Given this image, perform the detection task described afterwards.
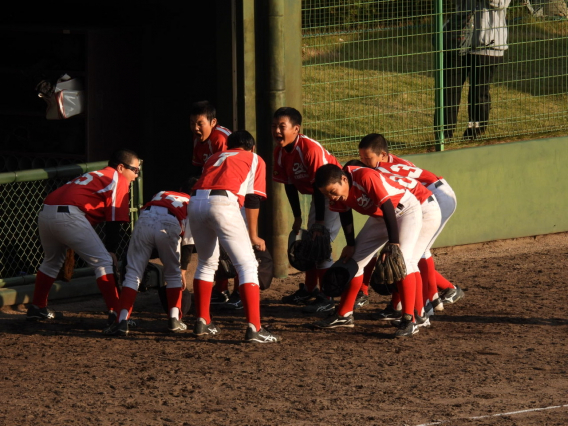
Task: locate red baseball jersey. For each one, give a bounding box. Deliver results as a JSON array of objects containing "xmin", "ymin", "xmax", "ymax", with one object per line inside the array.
[
  {"xmin": 44, "ymin": 167, "xmax": 131, "ymax": 225},
  {"xmin": 143, "ymin": 191, "xmax": 190, "ymax": 228},
  {"xmin": 329, "ymin": 166, "xmax": 406, "ymax": 218},
  {"xmin": 378, "ymin": 170, "xmax": 433, "ymax": 204},
  {"xmin": 389, "ymin": 154, "xmax": 416, "ymax": 167},
  {"xmin": 273, "ymin": 134, "xmax": 341, "ymax": 195},
  {"xmin": 377, "ymin": 162, "xmax": 441, "ymax": 187},
  {"xmin": 194, "ymin": 149, "xmax": 267, "ymax": 207},
  {"xmin": 192, "ymin": 125, "xmax": 232, "ymax": 167}
]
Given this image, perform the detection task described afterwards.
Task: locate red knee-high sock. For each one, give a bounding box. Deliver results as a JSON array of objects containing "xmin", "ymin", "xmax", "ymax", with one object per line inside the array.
[
  {"xmin": 118, "ymin": 287, "xmax": 138, "ymax": 320},
  {"xmin": 418, "ymin": 258, "xmax": 430, "ymax": 304},
  {"xmin": 435, "ymin": 270, "xmax": 455, "ymax": 291},
  {"xmin": 305, "ymin": 269, "xmax": 318, "ymax": 292},
  {"xmin": 193, "ymin": 279, "xmax": 214, "ymax": 323},
  {"xmin": 413, "ymin": 272, "xmax": 424, "ymax": 315},
  {"xmin": 96, "ymin": 274, "xmax": 120, "ymax": 312},
  {"xmin": 166, "ymin": 286, "xmax": 183, "ymax": 318},
  {"xmin": 397, "ymin": 273, "xmax": 416, "ymax": 320},
  {"xmin": 32, "ymin": 270, "xmax": 57, "ymax": 308},
  {"xmin": 239, "ymin": 282, "xmax": 261, "ymax": 331},
  {"xmin": 337, "ymin": 275, "xmax": 363, "ymax": 316},
  {"xmin": 420, "ymin": 257, "xmax": 441, "ymax": 302},
  {"xmin": 214, "ymin": 279, "xmax": 229, "ymax": 292}
]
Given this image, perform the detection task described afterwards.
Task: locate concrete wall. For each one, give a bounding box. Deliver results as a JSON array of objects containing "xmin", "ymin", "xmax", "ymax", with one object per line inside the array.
[{"xmin": 295, "ymin": 136, "xmax": 568, "ymax": 255}]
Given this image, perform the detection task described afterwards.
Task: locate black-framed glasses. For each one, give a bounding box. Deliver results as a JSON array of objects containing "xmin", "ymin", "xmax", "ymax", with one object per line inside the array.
[{"xmin": 122, "ymin": 163, "xmax": 140, "ymax": 174}]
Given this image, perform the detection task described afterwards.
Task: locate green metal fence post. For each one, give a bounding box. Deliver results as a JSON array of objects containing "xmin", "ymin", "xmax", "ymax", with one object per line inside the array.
[{"xmin": 435, "ymin": 0, "xmax": 445, "ymax": 151}]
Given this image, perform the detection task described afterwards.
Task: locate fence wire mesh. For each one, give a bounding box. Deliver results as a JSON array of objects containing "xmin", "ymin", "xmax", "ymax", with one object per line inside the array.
[
  {"xmin": 301, "ymin": 0, "xmax": 568, "ymax": 158},
  {"xmin": 0, "ymin": 171, "xmax": 134, "ymax": 280}
]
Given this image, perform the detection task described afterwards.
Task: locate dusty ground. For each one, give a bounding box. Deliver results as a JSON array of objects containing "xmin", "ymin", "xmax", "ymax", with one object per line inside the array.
[{"xmin": 1, "ymin": 232, "xmax": 567, "ymax": 426}]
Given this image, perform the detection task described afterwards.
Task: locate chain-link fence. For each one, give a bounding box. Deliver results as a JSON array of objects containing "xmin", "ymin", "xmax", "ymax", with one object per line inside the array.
[
  {"xmin": 301, "ymin": 0, "xmax": 568, "ymax": 158},
  {"xmin": 0, "ymin": 162, "xmax": 142, "ymax": 280}
]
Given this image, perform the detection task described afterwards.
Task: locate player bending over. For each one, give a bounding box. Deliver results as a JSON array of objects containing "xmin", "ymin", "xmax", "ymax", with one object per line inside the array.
[
  {"xmin": 104, "ymin": 179, "xmax": 196, "ymax": 336},
  {"xmin": 313, "ymin": 163, "xmax": 424, "ymax": 337},
  {"xmin": 358, "ymin": 134, "xmax": 464, "ymax": 320},
  {"xmin": 26, "ymin": 149, "xmax": 140, "ymax": 326}
]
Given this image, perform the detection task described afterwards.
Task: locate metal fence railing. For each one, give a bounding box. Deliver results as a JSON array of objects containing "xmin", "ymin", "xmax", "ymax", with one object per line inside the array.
[
  {"xmin": 301, "ymin": 0, "xmax": 568, "ymax": 158},
  {"xmin": 0, "ymin": 162, "xmax": 143, "ymax": 280}
]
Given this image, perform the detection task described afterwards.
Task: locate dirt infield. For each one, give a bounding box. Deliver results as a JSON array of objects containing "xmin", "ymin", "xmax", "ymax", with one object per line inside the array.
[{"xmin": 1, "ymin": 233, "xmax": 567, "ymax": 426}]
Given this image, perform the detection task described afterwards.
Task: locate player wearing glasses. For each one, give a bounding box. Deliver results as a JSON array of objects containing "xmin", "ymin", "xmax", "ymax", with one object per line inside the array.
[{"xmin": 26, "ymin": 149, "xmax": 140, "ymax": 327}]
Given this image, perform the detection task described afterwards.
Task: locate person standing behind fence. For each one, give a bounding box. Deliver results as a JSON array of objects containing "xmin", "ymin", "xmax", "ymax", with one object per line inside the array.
[
  {"xmin": 26, "ymin": 149, "xmax": 140, "ymax": 325},
  {"xmin": 437, "ymin": 0, "xmax": 511, "ymax": 140}
]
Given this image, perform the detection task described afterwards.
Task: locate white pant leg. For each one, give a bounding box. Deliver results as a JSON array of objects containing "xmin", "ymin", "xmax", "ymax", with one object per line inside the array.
[
  {"xmin": 351, "ymin": 192, "xmax": 423, "ymax": 276},
  {"xmin": 410, "ymin": 196, "xmax": 442, "ymax": 268},
  {"xmin": 122, "ymin": 214, "xmax": 156, "ymax": 291},
  {"xmin": 307, "ymin": 197, "xmax": 341, "ymax": 269},
  {"xmin": 154, "ymin": 214, "xmax": 183, "ymax": 289},
  {"xmin": 38, "ymin": 205, "xmax": 113, "ymax": 278},
  {"xmin": 423, "ymin": 179, "xmax": 457, "ymax": 258},
  {"xmin": 123, "ymin": 209, "xmax": 183, "ymax": 291},
  {"xmin": 189, "ymin": 192, "xmax": 259, "ymax": 285}
]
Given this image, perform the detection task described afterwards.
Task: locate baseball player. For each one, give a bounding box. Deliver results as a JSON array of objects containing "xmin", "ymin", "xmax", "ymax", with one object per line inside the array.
[
  {"xmin": 188, "ymin": 130, "xmax": 280, "ymax": 343},
  {"xmin": 190, "ymin": 100, "xmax": 232, "ymax": 176},
  {"xmin": 26, "ymin": 149, "xmax": 140, "ymax": 325},
  {"xmin": 189, "ymin": 100, "xmax": 234, "ymax": 304},
  {"xmin": 358, "ymin": 134, "xmax": 464, "ymax": 317},
  {"xmin": 104, "ymin": 185, "xmax": 193, "ymax": 336},
  {"xmin": 272, "ymin": 107, "xmax": 342, "ymax": 314},
  {"xmin": 313, "ymin": 163, "xmax": 424, "ymax": 338}
]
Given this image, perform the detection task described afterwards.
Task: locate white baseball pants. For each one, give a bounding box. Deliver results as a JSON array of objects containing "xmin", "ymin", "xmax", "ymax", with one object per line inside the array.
[
  {"xmin": 38, "ymin": 205, "xmax": 113, "ymax": 279},
  {"xmin": 188, "ymin": 190, "xmax": 259, "ymax": 285},
  {"xmin": 122, "ymin": 206, "xmax": 183, "ymax": 291}
]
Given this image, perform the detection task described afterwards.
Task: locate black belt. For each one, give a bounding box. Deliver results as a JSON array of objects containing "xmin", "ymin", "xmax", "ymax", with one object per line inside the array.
[
  {"xmin": 57, "ymin": 206, "xmax": 70, "ymax": 213},
  {"xmin": 427, "ymin": 195, "xmax": 434, "ymax": 203},
  {"xmin": 434, "ymin": 180, "xmax": 443, "ymax": 188},
  {"xmin": 146, "ymin": 205, "xmax": 175, "ymax": 216},
  {"xmin": 396, "ymin": 203, "xmax": 404, "ymax": 210},
  {"xmin": 191, "ymin": 189, "xmax": 228, "ymax": 197}
]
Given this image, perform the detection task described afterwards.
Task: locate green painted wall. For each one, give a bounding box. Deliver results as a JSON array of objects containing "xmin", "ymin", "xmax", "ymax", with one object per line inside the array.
[{"xmin": 292, "ymin": 136, "xmax": 568, "ymax": 256}]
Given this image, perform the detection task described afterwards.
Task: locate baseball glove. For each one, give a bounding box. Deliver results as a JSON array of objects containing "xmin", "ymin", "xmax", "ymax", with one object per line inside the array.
[
  {"xmin": 322, "ymin": 258, "xmax": 359, "ymax": 297},
  {"xmin": 255, "ymin": 247, "xmax": 274, "ymax": 290},
  {"xmin": 289, "ymin": 224, "xmax": 332, "ymax": 271},
  {"xmin": 214, "ymin": 245, "xmax": 237, "ymax": 281},
  {"xmin": 370, "ymin": 243, "xmax": 407, "ymax": 295}
]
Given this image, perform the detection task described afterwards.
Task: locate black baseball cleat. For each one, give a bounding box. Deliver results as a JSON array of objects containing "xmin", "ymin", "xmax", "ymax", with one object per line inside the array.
[
  {"xmin": 354, "ymin": 291, "xmax": 370, "ymax": 310},
  {"xmin": 26, "ymin": 305, "xmax": 62, "ymax": 321},
  {"xmin": 168, "ymin": 317, "xmax": 188, "ymax": 333},
  {"xmin": 103, "ymin": 320, "xmax": 129, "ymax": 336},
  {"xmin": 221, "ymin": 290, "xmax": 243, "ymax": 310},
  {"xmin": 106, "ymin": 311, "xmax": 137, "ymax": 328},
  {"xmin": 302, "ymin": 292, "xmax": 335, "ymax": 313},
  {"xmin": 394, "ymin": 314, "xmax": 418, "ymax": 338},
  {"xmin": 244, "ymin": 326, "xmax": 281, "ymax": 343},
  {"xmin": 193, "ymin": 318, "xmax": 220, "ymax": 336},
  {"xmin": 372, "ymin": 303, "xmax": 402, "ymax": 321},
  {"xmin": 440, "ymin": 285, "xmax": 465, "ymax": 305},
  {"xmin": 312, "ymin": 313, "xmax": 355, "ymax": 329},
  {"xmin": 281, "ymin": 283, "xmax": 314, "ymax": 305},
  {"xmin": 210, "ymin": 289, "xmax": 230, "ymax": 304},
  {"xmin": 414, "ymin": 310, "xmax": 431, "ymax": 328}
]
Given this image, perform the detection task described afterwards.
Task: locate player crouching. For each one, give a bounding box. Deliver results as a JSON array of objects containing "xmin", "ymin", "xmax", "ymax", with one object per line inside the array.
[
  {"xmin": 103, "ymin": 181, "xmax": 195, "ymax": 336},
  {"xmin": 313, "ymin": 163, "xmax": 424, "ymax": 337},
  {"xmin": 188, "ymin": 130, "xmax": 280, "ymax": 343}
]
